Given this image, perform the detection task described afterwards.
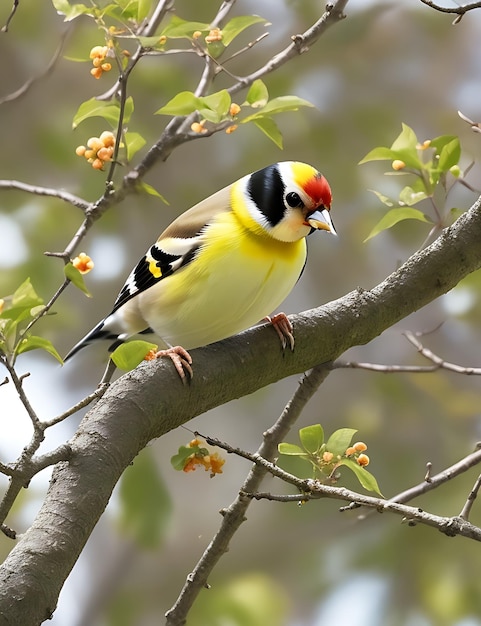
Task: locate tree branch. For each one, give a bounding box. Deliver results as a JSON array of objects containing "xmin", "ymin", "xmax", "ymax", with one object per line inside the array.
[{"xmin": 0, "ymin": 190, "xmax": 481, "ymax": 623}]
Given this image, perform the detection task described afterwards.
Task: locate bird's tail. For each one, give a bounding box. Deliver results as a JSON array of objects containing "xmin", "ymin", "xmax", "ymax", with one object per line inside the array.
[{"xmin": 64, "ymin": 316, "xmax": 126, "ymax": 362}]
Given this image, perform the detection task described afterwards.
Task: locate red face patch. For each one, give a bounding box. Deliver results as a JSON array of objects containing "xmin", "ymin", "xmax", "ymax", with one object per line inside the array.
[{"xmin": 303, "ymin": 174, "xmax": 332, "ymax": 209}]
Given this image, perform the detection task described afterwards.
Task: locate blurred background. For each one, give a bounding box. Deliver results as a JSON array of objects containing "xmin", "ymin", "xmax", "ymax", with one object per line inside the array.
[{"xmin": 1, "ymin": 0, "xmax": 481, "ymax": 624}]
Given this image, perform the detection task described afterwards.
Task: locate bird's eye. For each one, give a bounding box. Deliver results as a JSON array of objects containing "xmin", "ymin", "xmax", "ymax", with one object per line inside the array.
[{"xmin": 285, "ymin": 191, "xmax": 304, "ymax": 209}]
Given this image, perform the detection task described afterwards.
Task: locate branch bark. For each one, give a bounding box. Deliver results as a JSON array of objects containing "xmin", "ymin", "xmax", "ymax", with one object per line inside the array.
[{"xmin": 0, "ymin": 195, "xmax": 481, "ymax": 624}]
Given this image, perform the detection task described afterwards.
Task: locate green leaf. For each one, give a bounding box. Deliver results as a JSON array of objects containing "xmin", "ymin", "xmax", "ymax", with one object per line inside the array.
[
  {"xmin": 136, "ymin": 0, "xmax": 151, "ymax": 22},
  {"xmin": 16, "ymin": 335, "xmax": 63, "ymax": 363},
  {"xmin": 243, "ymin": 95, "xmax": 314, "ymax": 121},
  {"xmin": 199, "ymin": 90, "xmax": 231, "ymax": 121},
  {"xmin": 72, "ymin": 97, "xmax": 134, "ymax": 129},
  {"xmin": 137, "ymin": 181, "xmax": 169, "ymax": 204},
  {"xmin": 110, "ymin": 340, "xmax": 158, "ymax": 371},
  {"xmin": 278, "ymin": 442, "xmax": 307, "ymax": 456},
  {"xmin": 119, "ymin": 448, "xmax": 172, "ymax": 549},
  {"xmin": 155, "ymin": 91, "xmax": 203, "ymax": 116},
  {"xmin": 64, "ymin": 262, "xmax": 92, "ymax": 297},
  {"xmin": 222, "ymin": 15, "xmax": 267, "ymax": 46},
  {"xmin": 51, "ymin": 0, "xmax": 92, "ymax": 20},
  {"xmin": 398, "ymin": 186, "xmax": 428, "ymax": 206},
  {"xmin": 136, "ymin": 35, "xmax": 168, "ymax": 48},
  {"xmin": 245, "ymin": 79, "xmax": 269, "ymax": 108},
  {"xmin": 171, "ymin": 444, "xmax": 201, "ymax": 470},
  {"xmin": 251, "ymin": 118, "xmax": 283, "ymax": 149},
  {"xmin": 0, "ymin": 278, "xmax": 44, "ymax": 322},
  {"xmin": 437, "ymin": 137, "xmax": 461, "ymax": 171},
  {"xmin": 364, "ymin": 207, "xmax": 432, "ymax": 242},
  {"xmin": 391, "ymin": 123, "xmax": 418, "ymax": 152},
  {"xmin": 359, "ymin": 147, "xmax": 401, "ymax": 164},
  {"xmin": 13, "ymin": 278, "xmax": 43, "ymax": 308},
  {"xmin": 360, "ymin": 124, "xmax": 423, "ymax": 169},
  {"xmin": 115, "ymin": 0, "xmax": 152, "ymax": 22},
  {"xmin": 124, "ymin": 131, "xmax": 146, "ymax": 161},
  {"xmin": 299, "ymin": 424, "xmax": 324, "ymax": 454},
  {"xmin": 369, "ymin": 189, "xmax": 395, "ymax": 207},
  {"xmin": 161, "ymin": 15, "xmax": 210, "ymax": 38},
  {"xmin": 339, "ymin": 458, "xmax": 383, "ymax": 495},
  {"xmin": 325, "ymin": 428, "xmax": 357, "ymax": 457}
]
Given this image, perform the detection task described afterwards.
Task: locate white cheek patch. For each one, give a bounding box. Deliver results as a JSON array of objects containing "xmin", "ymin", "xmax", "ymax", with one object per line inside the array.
[{"xmin": 238, "ymin": 176, "xmax": 272, "ymax": 230}]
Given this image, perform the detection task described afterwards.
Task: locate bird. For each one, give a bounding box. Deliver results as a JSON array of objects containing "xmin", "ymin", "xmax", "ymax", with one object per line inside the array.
[{"xmin": 65, "ymin": 161, "xmax": 336, "ymax": 379}]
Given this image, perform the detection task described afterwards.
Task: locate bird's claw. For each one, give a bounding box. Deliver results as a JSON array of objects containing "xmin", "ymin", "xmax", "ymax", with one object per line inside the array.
[
  {"xmin": 265, "ymin": 312, "xmax": 295, "ymax": 351},
  {"xmin": 155, "ymin": 346, "xmax": 193, "ymax": 382}
]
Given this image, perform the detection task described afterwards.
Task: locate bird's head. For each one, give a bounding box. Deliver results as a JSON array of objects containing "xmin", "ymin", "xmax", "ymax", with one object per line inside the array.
[{"xmin": 240, "ymin": 161, "xmax": 336, "ymax": 243}]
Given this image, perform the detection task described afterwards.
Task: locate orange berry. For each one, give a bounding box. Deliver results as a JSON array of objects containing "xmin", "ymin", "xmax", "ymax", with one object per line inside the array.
[
  {"xmin": 89, "ymin": 45, "xmax": 105, "ymax": 59},
  {"xmin": 190, "ymin": 121, "xmax": 206, "ymax": 133},
  {"xmin": 99, "ymin": 131, "xmax": 116, "ymax": 147},
  {"xmin": 75, "ymin": 145, "xmax": 86, "ymax": 157},
  {"xmin": 143, "ymin": 349, "xmax": 158, "ymax": 361},
  {"xmin": 416, "ymin": 140, "xmax": 431, "ymax": 150},
  {"xmin": 101, "ymin": 62, "xmax": 112, "ymax": 72},
  {"xmin": 322, "ymin": 451, "xmax": 334, "ymax": 463},
  {"xmin": 225, "ymin": 124, "xmax": 238, "ymax": 134},
  {"xmin": 345, "ymin": 446, "xmax": 355, "ymax": 457},
  {"xmin": 91, "ymin": 158, "xmax": 104, "ymax": 170},
  {"xmin": 84, "ymin": 149, "xmax": 95, "ymax": 160},
  {"xmin": 209, "ymin": 453, "xmax": 225, "ymax": 475},
  {"xmin": 357, "ymin": 454, "xmax": 370, "ymax": 467},
  {"xmin": 353, "ymin": 442, "xmax": 367, "ymax": 452},
  {"xmin": 392, "ymin": 159, "xmax": 406, "ymax": 171},
  {"xmin": 229, "ymin": 103, "xmax": 241, "ymax": 117},
  {"xmin": 90, "ymin": 67, "xmax": 103, "ymax": 79},
  {"xmin": 97, "ymin": 147, "xmax": 112, "ymax": 161},
  {"xmin": 87, "ymin": 137, "xmax": 104, "ymax": 151},
  {"xmin": 205, "ymin": 28, "xmax": 223, "ymax": 43}
]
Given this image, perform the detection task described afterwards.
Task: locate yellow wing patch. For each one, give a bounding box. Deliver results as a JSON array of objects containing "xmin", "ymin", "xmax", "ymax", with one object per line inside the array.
[{"xmin": 146, "ymin": 252, "xmax": 162, "ymax": 278}]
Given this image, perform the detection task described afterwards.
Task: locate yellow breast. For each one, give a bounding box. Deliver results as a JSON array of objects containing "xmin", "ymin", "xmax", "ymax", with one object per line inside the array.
[{"xmin": 137, "ymin": 208, "xmax": 307, "ymax": 349}]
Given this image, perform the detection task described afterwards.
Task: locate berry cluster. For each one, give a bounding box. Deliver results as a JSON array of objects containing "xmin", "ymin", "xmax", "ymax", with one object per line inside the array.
[
  {"xmin": 75, "ymin": 131, "xmax": 116, "ymax": 170},
  {"xmin": 89, "ymin": 45, "xmax": 112, "ymax": 79},
  {"xmin": 182, "ymin": 438, "xmax": 225, "ymax": 476},
  {"xmin": 190, "ymin": 102, "xmax": 241, "ymax": 135},
  {"xmin": 345, "ymin": 441, "xmax": 370, "ymax": 467}
]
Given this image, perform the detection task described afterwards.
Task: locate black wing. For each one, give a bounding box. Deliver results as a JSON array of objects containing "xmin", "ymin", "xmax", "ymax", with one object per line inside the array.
[{"xmin": 112, "ymin": 240, "xmax": 200, "ymax": 313}]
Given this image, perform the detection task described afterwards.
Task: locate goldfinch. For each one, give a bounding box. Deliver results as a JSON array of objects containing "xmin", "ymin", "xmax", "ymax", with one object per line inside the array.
[{"xmin": 65, "ymin": 161, "xmax": 336, "ymax": 377}]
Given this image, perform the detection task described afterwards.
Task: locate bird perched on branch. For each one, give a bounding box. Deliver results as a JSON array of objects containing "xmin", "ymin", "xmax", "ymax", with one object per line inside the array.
[{"xmin": 65, "ymin": 161, "xmax": 336, "ymax": 379}]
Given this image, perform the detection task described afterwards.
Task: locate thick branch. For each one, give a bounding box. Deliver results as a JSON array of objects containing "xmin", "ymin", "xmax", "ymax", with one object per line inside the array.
[{"xmin": 1, "ymin": 196, "xmax": 481, "ymax": 623}]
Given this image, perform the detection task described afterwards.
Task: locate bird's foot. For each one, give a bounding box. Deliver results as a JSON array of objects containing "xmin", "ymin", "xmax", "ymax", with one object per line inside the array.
[
  {"xmin": 155, "ymin": 346, "xmax": 193, "ymax": 382},
  {"xmin": 265, "ymin": 312, "xmax": 295, "ymax": 351}
]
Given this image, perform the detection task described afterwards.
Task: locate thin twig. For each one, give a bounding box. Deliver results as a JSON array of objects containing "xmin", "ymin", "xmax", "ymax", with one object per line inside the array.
[
  {"xmin": 419, "ymin": 0, "xmax": 481, "ymax": 15},
  {"xmin": 333, "ymin": 330, "xmax": 481, "ymax": 376},
  {"xmin": 249, "ymin": 482, "xmax": 481, "ymax": 541},
  {"xmin": 97, "ymin": 0, "xmax": 175, "ymax": 101},
  {"xmin": 42, "ymin": 386, "xmax": 110, "ymax": 429},
  {"xmin": 459, "ymin": 473, "xmax": 481, "ymax": 520},
  {"xmin": 1, "ymin": 0, "xmax": 19, "ymax": 33},
  {"xmin": 0, "ymin": 29, "xmax": 70, "ymax": 103},
  {"xmin": 205, "ymin": 442, "xmax": 481, "ymax": 541},
  {"xmin": 0, "ymin": 180, "xmax": 90, "ymax": 212}
]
